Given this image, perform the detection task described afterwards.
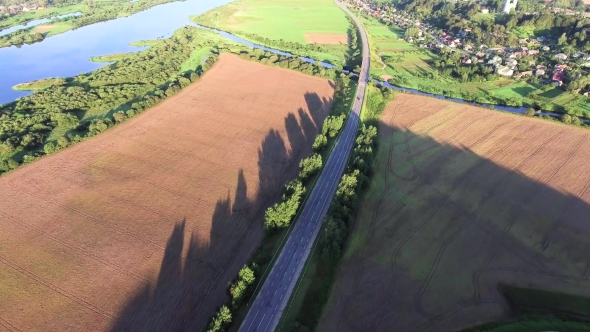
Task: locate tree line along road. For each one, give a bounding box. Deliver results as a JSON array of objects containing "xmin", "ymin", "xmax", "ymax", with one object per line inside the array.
[{"xmin": 237, "ymin": 1, "xmax": 371, "ymax": 331}]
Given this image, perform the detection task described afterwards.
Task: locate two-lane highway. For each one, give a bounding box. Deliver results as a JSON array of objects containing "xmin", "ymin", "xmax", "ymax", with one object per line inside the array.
[{"xmin": 238, "ymin": 2, "xmax": 370, "ymax": 331}]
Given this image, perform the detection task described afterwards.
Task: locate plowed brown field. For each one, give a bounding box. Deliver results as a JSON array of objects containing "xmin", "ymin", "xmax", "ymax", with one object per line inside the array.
[
  {"xmin": 304, "ymin": 34, "xmax": 348, "ymax": 44},
  {"xmin": 0, "ymin": 54, "xmax": 334, "ymax": 332},
  {"xmin": 319, "ymin": 94, "xmax": 590, "ymax": 331}
]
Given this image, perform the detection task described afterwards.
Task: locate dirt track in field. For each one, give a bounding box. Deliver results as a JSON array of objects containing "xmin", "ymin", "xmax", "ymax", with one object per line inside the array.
[
  {"xmin": 0, "ymin": 54, "xmax": 334, "ymax": 332},
  {"xmin": 319, "ymin": 94, "xmax": 590, "ymax": 331},
  {"xmin": 304, "ymin": 33, "xmax": 348, "ymax": 44}
]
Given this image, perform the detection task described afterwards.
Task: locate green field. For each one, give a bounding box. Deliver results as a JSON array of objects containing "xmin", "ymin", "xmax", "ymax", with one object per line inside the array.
[
  {"xmin": 193, "ymin": 0, "xmax": 350, "ymax": 43},
  {"xmin": 192, "ymin": 0, "xmax": 353, "ymax": 64},
  {"xmin": 359, "ymin": 13, "xmax": 588, "ymax": 114},
  {"xmin": 0, "ymin": 3, "xmax": 86, "ymax": 31}
]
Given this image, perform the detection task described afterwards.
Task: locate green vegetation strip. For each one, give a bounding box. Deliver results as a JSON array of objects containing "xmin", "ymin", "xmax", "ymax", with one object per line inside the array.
[
  {"xmin": 280, "ymin": 85, "xmax": 395, "ymax": 331},
  {"xmin": 205, "ymin": 77, "xmax": 357, "ymax": 332},
  {"xmin": 191, "ymin": 0, "xmax": 360, "ymax": 67}
]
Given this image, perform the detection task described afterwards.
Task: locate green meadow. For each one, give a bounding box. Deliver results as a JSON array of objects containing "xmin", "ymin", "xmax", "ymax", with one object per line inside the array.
[{"xmin": 193, "ymin": 0, "xmax": 350, "ymax": 43}]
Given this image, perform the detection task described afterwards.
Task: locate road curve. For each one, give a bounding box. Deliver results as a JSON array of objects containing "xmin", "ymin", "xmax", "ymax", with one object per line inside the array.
[{"xmin": 238, "ymin": 2, "xmax": 370, "ymax": 331}]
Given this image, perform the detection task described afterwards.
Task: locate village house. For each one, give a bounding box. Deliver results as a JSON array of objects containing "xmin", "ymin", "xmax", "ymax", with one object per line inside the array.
[
  {"xmin": 528, "ymin": 50, "xmax": 540, "ymax": 56},
  {"xmin": 496, "ymin": 65, "xmax": 514, "ymax": 76},
  {"xmin": 555, "ymin": 53, "xmax": 568, "ymax": 61},
  {"xmin": 517, "ymin": 71, "xmax": 533, "ymax": 78},
  {"xmin": 475, "ymin": 51, "xmax": 485, "ymax": 58},
  {"xmin": 462, "ymin": 57, "xmax": 472, "ymax": 64},
  {"xmin": 542, "ymin": 46, "xmax": 550, "ymax": 51},
  {"xmin": 488, "ymin": 56, "xmax": 502, "ymax": 65},
  {"xmin": 506, "ymin": 59, "xmax": 518, "ymax": 68},
  {"xmin": 554, "ymin": 64, "xmax": 568, "ymax": 71},
  {"xmin": 528, "ymin": 39, "xmax": 540, "ymax": 46},
  {"xmin": 535, "ymin": 68, "xmax": 546, "ymax": 76},
  {"xmin": 481, "ymin": 8, "xmax": 490, "ymax": 13},
  {"xmin": 552, "ymin": 70, "xmax": 565, "ymax": 86}
]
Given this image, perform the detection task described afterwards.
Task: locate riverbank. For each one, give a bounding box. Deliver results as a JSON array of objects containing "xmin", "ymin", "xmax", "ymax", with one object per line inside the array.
[
  {"xmin": 356, "ymin": 10, "xmax": 590, "ymax": 121},
  {"xmin": 0, "ymin": 3, "xmax": 85, "ymax": 31},
  {"xmin": 0, "ymin": 0, "xmax": 232, "ymax": 104},
  {"xmin": 190, "ymin": 0, "xmax": 353, "ymax": 66},
  {"xmin": 0, "ymin": 0, "xmax": 183, "ymax": 49}
]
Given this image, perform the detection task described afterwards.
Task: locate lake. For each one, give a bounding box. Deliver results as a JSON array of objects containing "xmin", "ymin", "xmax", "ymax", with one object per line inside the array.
[{"xmin": 0, "ymin": 0, "xmax": 232, "ymax": 104}]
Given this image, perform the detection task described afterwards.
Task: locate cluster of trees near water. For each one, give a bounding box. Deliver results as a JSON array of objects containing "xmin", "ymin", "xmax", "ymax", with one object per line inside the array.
[
  {"xmin": 433, "ymin": 47, "xmax": 499, "ymax": 82},
  {"xmin": 0, "ymin": 26, "xmax": 220, "ymax": 174},
  {"xmin": 193, "ymin": 16, "xmax": 362, "ymax": 70},
  {"xmin": 0, "ymin": 0, "xmax": 180, "ymax": 48}
]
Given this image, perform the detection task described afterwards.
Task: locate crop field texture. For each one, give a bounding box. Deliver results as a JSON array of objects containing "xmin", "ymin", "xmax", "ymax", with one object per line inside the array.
[
  {"xmin": 0, "ymin": 54, "xmax": 334, "ymax": 332},
  {"xmin": 319, "ymin": 94, "xmax": 590, "ymax": 332}
]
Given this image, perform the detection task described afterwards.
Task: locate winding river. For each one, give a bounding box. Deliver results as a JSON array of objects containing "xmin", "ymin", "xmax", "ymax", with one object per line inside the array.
[
  {"xmin": 0, "ymin": 1, "xmax": 566, "ymax": 121},
  {"xmin": 0, "ymin": 12, "xmax": 82, "ymax": 37},
  {"xmin": 0, "ymin": 0, "xmax": 231, "ymax": 104}
]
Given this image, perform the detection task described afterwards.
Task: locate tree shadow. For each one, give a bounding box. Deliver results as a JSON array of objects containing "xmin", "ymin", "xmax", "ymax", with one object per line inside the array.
[
  {"xmin": 108, "ymin": 92, "xmax": 333, "ymax": 331},
  {"xmin": 319, "ymin": 117, "xmax": 590, "ymax": 332}
]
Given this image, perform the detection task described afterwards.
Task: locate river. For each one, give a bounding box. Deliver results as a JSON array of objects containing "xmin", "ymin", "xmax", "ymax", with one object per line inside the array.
[
  {"xmin": 193, "ymin": 24, "xmax": 570, "ymax": 120},
  {"xmin": 0, "ymin": 0, "xmax": 231, "ymax": 104},
  {"xmin": 0, "ymin": 12, "xmax": 82, "ymax": 37},
  {"xmin": 0, "ymin": 2, "xmax": 568, "ymax": 121}
]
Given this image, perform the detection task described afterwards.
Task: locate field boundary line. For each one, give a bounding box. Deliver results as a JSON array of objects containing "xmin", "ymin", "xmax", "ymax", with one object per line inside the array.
[
  {"xmin": 0, "ymin": 212, "xmax": 154, "ymax": 285},
  {"xmin": 247, "ymin": 82, "xmax": 356, "ymax": 308},
  {"xmin": 0, "ymin": 255, "xmax": 115, "ymax": 320},
  {"xmin": 5, "ymin": 182, "xmax": 165, "ymax": 250},
  {"xmin": 0, "ymin": 316, "xmax": 23, "ymax": 332}
]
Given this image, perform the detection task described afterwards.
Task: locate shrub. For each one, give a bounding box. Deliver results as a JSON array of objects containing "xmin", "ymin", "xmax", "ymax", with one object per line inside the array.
[{"xmin": 299, "ymin": 153, "xmax": 323, "ymax": 180}]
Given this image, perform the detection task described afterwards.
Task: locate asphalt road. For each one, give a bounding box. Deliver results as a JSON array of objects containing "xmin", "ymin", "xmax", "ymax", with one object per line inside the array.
[{"xmin": 238, "ymin": 2, "xmax": 370, "ymax": 331}]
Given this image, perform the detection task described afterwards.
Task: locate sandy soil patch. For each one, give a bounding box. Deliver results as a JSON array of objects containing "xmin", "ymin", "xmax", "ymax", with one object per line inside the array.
[
  {"xmin": 320, "ymin": 94, "xmax": 590, "ymax": 331},
  {"xmin": 380, "ymin": 74, "xmax": 392, "ymax": 81},
  {"xmin": 0, "ymin": 54, "xmax": 334, "ymax": 331},
  {"xmin": 34, "ymin": 24, "xmax": 56, "ymax": 33},
  {"xmin": 305, "ymin": 33, "xmax": 348, "ymax": 44}
]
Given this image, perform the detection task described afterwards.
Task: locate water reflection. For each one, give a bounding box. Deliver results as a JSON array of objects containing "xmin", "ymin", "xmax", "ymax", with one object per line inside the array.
[
  {"xmin": 0, "ymin": 0, "xmax": 231, "ymax": 104},
  {"xmin": 0, "ymin": 12, "xmax": 82, "ymax": 37}
]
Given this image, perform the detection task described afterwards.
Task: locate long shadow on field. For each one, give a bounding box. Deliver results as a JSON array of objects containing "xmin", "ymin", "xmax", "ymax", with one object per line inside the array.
[
  {"xmin": 109, "ymin": 92, "xmax": 333, "ymax": 331},
  {"xmin": 317, "ymin": 118, "xmax": 590, "ymax": 332}
]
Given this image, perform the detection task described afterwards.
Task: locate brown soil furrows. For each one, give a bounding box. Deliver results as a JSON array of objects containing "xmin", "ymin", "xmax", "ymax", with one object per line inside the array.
[
  {"xmin": 337, "ymin": 94, "xmax": 412, "ymax": 331},
  {"xmin": 339, "ymin": 101, "xmax": 502, "ymax": 331},
  {"xmin": 0, "ymin": 255, "xmax": 115, "ymax": 320},
  {"xmin": 408, "ymin": 113, "xmax": 483, "ymax": 158},
  {"xmin": 0, "ymin": 212, "xmax": 154, "ymax": 285},
  {"xmin": 4, "ymin": 182, "xmax": 167, "ymax": 250},
  {"xmin": 538, "ymin": 134, "xmax": 590, "ymax": 252},
  {"xmin": 0, "ymin": 54, "xmax": 334, "ymax": 331},
  {"xmin": 0, "ymin": 316, "xmax": 23, "ymax": 332},
  {"xmin": 320, "ymin": 94, "xmax": 590, "ymax": 332},
  {"xmin": 498, "ymin": 130, "xmax": 565, "ymax": 235},
  {"xmin": 379, "ymin": 120, "xmax": 515, "ymax": 327}
]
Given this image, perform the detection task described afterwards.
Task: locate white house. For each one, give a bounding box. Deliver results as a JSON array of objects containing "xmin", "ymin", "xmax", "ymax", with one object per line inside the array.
[
  {"xmin": 496, "ymin": 65, "xmax": 514, "ymax": 76},
  {"xmin": 555, "ymin": 53, "xmax": 568, "ymax": 61}
]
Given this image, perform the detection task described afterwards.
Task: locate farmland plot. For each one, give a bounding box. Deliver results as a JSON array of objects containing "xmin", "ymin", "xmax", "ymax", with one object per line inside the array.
[
  {"xmin": 319, "ymin": 94, "xmax": 590, "ymax": 331},
  {"xmin": 0, "ymin": 54, "xmax": 334, "ymax": 331}
]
